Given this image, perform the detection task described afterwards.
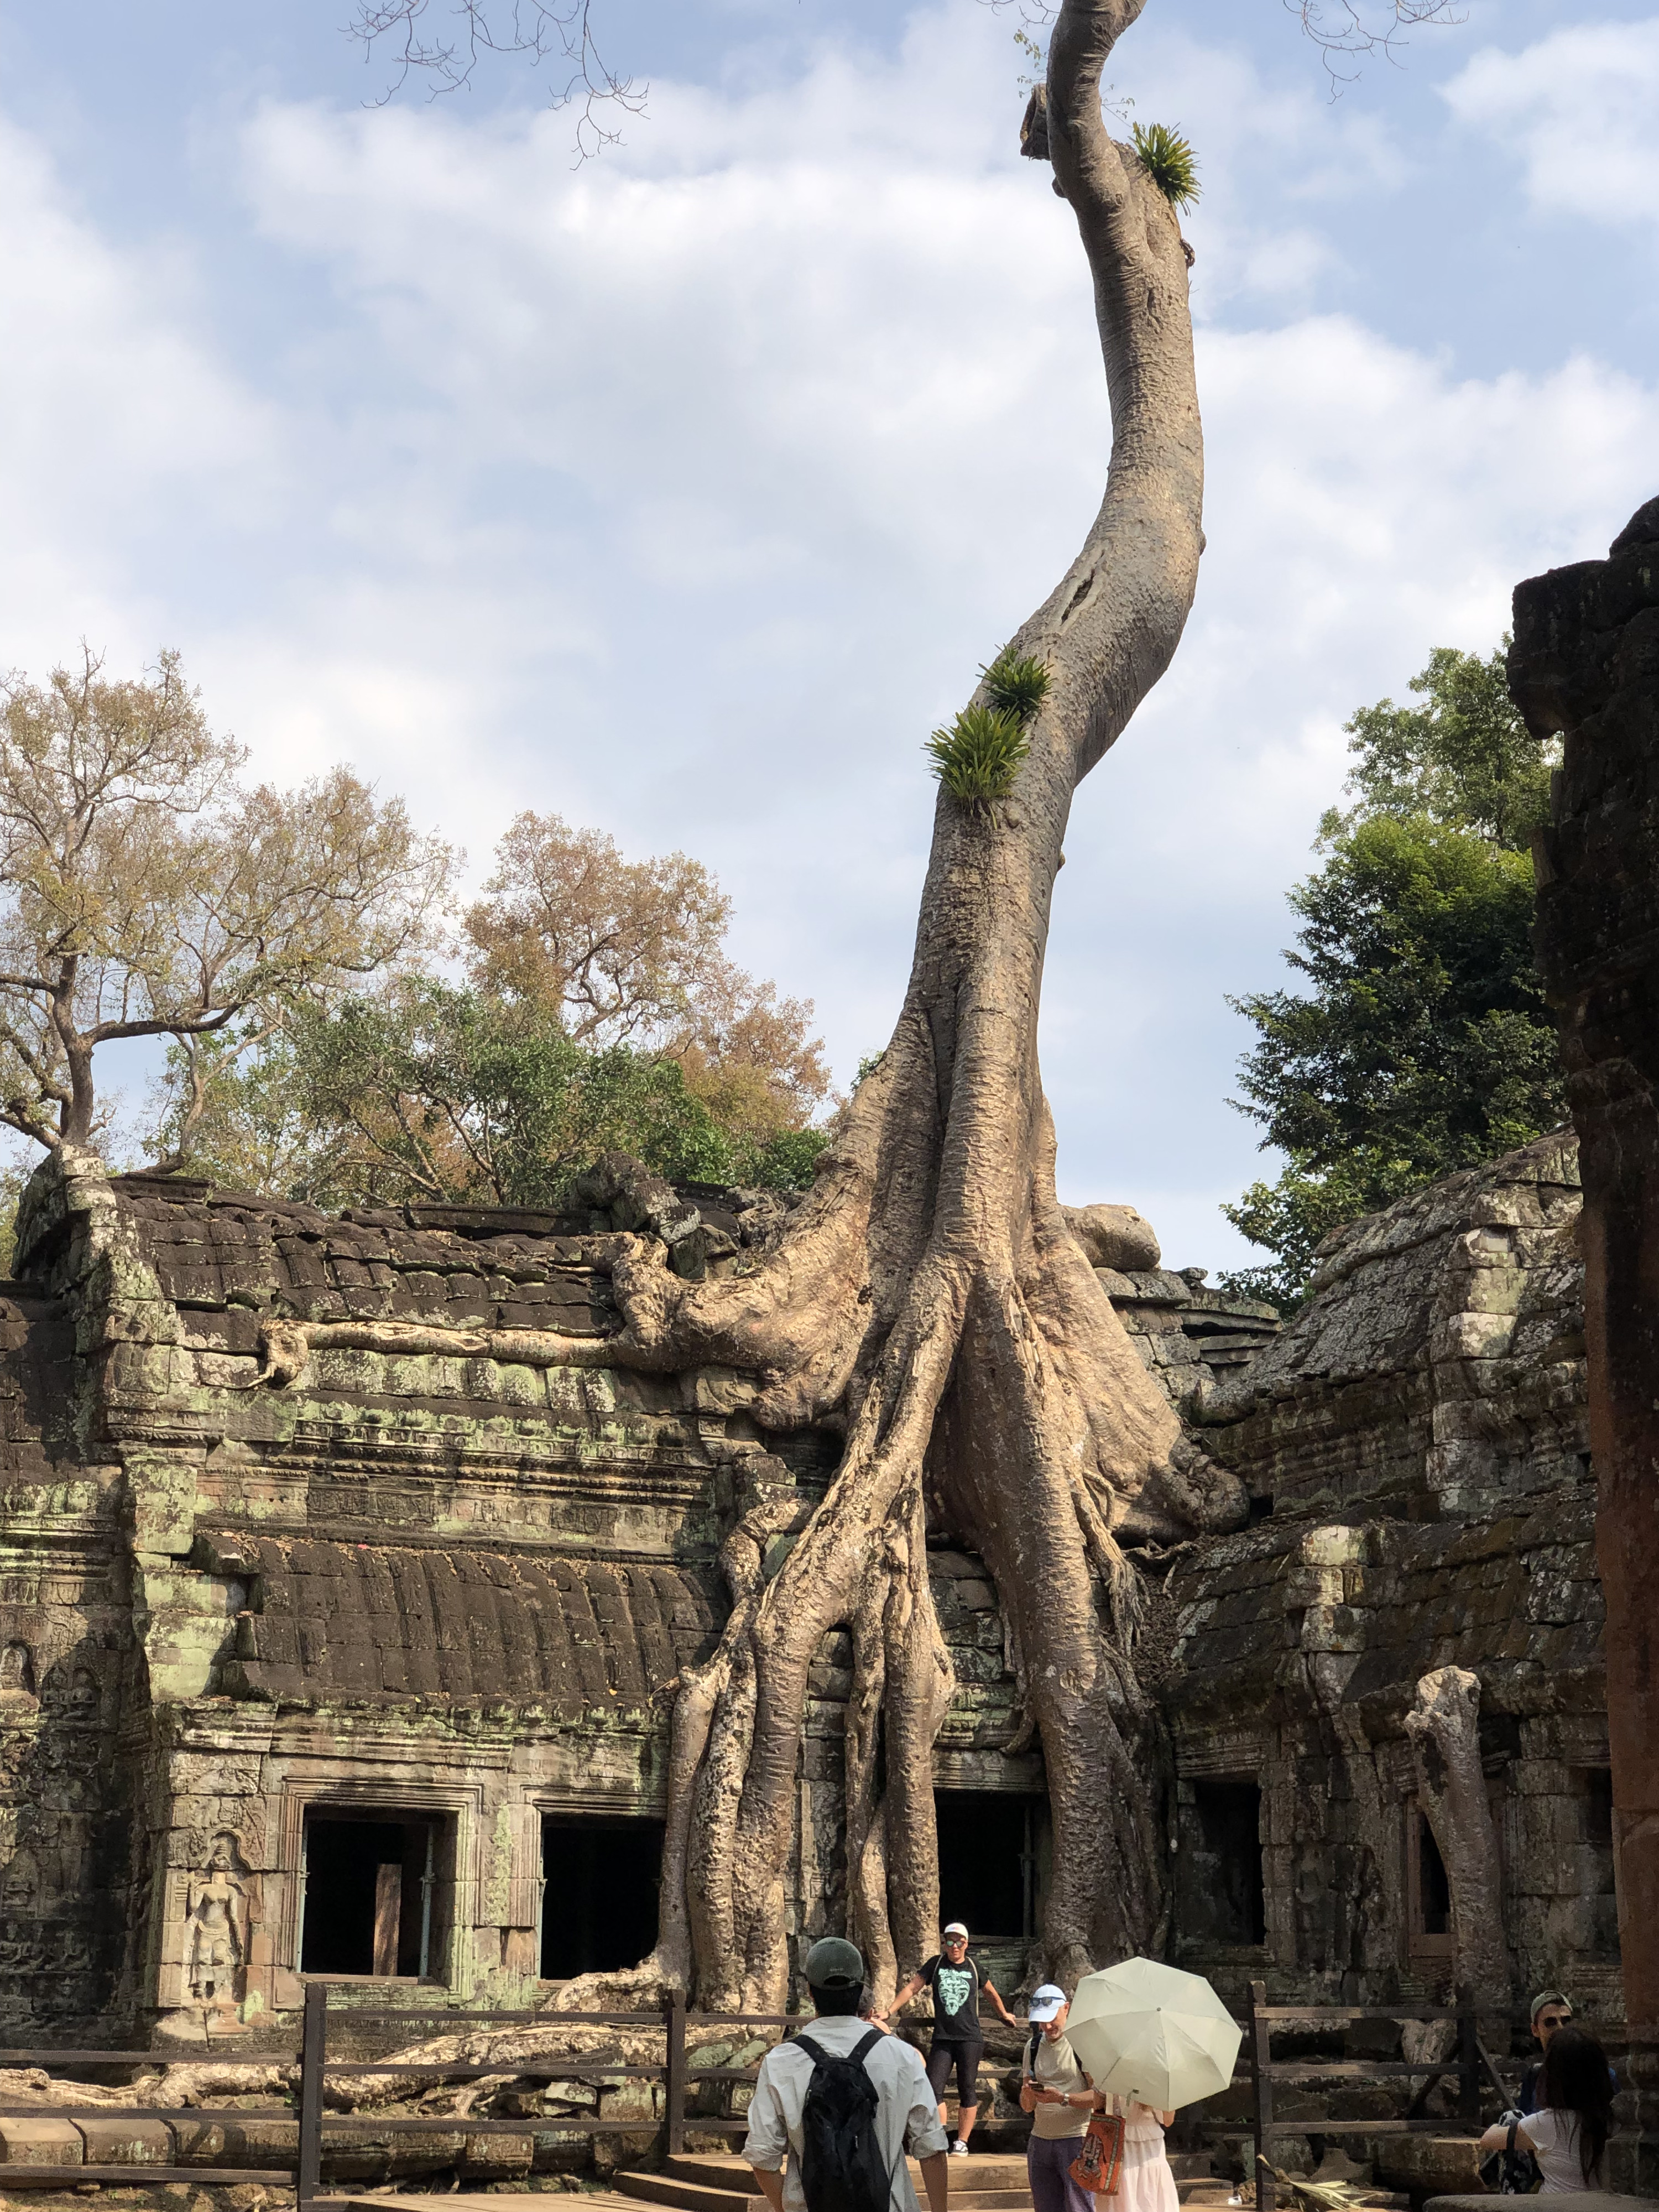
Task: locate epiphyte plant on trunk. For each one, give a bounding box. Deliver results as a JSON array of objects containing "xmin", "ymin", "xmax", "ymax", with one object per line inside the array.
[
  {"xmin": 344, "ymin": 0, "xmax": 1466, "ymax": 2018},
  {"xmin": 926, "ymin": 653, "xmax": 1051, "ymax": 817}
]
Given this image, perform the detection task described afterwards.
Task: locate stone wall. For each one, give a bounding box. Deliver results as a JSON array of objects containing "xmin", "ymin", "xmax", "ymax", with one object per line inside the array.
[
  {"xmin": 1522, "ymin": 492, "xmax": 1659, "ymax": 2028},
  {"xmin": 0, "ymin": 1149, "xmax": 1051, "ymax": 2043},
  {"xmin": 0, "ymin": 1129, "xmax": 1620, "ymax": 2048},
  {"xmin": 1166, "ymin": 1131, "xmax": 1613, "ymax": 2016}
]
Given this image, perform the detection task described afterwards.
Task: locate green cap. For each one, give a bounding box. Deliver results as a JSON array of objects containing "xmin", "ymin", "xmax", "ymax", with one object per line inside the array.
[
  {"xmin": 804, "ymin": 1937, "xmax": 865, "ymax": 1990},
  {"xmin": 1531, "ymin": 1990, "xmax": 1572, "ymax": 2024}
]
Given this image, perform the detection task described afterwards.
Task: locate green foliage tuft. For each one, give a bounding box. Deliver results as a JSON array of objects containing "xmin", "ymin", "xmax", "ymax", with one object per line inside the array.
[
  {"xmin": 926, "ymin": 705, "xmax": 1031, "ymax": 807},
  {"xmin": 1131, "ymin": 122, "xmax": 1201, "ymax": 212},
  {"xmin": 980, "ymin": 649, "xmax": 1051, "ymax": 723}
]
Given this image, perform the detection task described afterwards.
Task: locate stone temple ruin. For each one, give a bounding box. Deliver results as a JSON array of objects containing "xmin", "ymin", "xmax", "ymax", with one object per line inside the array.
[
  {"xmin": 0, "ymin": 1125, "xmax": 1605, "ymax": 2053},
  {"xmin": 1, "ymin": 500, "xmax": 1655, "ymax": 2203}
]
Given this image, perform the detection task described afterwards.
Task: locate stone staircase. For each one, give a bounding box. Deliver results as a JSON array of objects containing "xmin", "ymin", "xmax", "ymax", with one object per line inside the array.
[
  {"xmin": 340, "ymin": 2145, "xmax": 1255, "ymax": 2212},
  {"xmin": 608, "ymin": 2146, "xmax": 1240, "ymax": 2212}
]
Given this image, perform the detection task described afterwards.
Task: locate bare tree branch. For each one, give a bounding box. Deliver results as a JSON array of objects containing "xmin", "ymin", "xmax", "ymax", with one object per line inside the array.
[
  {"xmin": 985, "ymin": 0, "xmax": 1464, "ymax": 88},
  {"xmin": 345, "ymin": 0, "xmax": 646, "ymax": 155}
]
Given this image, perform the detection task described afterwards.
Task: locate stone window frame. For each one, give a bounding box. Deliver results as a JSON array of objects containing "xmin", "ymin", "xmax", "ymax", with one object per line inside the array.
[
  {"xmin": 274, "ymin": 1773, "xmax": 486, "ymax": 2000},
  {"xmin": 525, "ymin": 1783, "xmax": 667, "ymax": 1985},
  {"xmin": 1171, "ymin": 1770, "xmax": 1271, "ymax": 1959}
]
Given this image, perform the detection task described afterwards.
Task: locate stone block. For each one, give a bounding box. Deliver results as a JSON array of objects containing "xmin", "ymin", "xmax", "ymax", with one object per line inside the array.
[
  {"xmin": 212, "ymin": 2116, "xmax": 299, "ymax": 2166},
  {"xmin": 690, "ymin": 1366, "xmax": 760, "ymax": 1415},
  {"xmin": 0, "ymin": 2115, "xmax": 85, "ymax": 2166},
  {"xmin": 1374, "ymin": 2136, "xmax": 1483, "ymax": 2196},
  {"xmin": 195, "ymin": 1350, "xmax": 262, "ymax": 1390},
  {"xmin": 72, "ymin": 2115, "xmax": 176, "ymax": 2166},
  {"xmin": 458, "ymin": 2130, "xmax": 535, "ymax": 2180}
]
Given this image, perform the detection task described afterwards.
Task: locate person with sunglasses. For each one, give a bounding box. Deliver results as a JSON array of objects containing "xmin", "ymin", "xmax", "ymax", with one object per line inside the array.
[
  {"xmin": 881, "ymin": 1922, "xmax": 1019, "ymax": 2155},
  {"xmin": 1517, "ymin": 1992, "xmax": 1616, "ymax": 2116}
]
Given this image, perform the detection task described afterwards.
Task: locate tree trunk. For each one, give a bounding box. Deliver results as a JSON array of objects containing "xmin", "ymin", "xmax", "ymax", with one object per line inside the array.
[
  {"xmin": 1405, "ymin": 1667, "xmax": 1510, "ymax": 2008},
  {"xmin": 552, "ymin": 0, "xmax": 1244, "ymax": 2010}
]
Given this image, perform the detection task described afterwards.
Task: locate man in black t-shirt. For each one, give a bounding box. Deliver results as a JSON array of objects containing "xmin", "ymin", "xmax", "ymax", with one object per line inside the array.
[{"xmin": 881, "ymin": 1922, "xmax": 1019, "ymax": 2154}]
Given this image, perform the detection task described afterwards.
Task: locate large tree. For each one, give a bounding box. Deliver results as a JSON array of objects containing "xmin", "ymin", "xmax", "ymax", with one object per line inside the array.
[
  {"xmin": 147, "ymin": 807, "xmax": 832, "ymax": 1202},
  {"xmin": 1223, "ymin": 645, "xmax": 1563, "ymax": 1309},
  {"xmin": 465, "ymin": 808, "xmax": 831, "ymax": 1154},
  {"xmin": 302, "ymin": 0, "xmax": 1465, "ymax": 2011},
  {"xmin": 0, "ymin": 650, "xmax": 451, "ymax": 1154}
]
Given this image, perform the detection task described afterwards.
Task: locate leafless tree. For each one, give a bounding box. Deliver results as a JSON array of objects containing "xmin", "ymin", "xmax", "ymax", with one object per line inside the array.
[{"xmin": 346, "ymin": 0, "xmax": 645, "ymax": 153}]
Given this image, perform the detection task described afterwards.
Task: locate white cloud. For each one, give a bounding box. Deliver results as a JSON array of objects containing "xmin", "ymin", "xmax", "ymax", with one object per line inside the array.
[
  {"xmin": 0, "ymin": 119, "xmax": 282, "ymax": 666},
  {"xmin": 1, "ymin": 3, "xmax": 1656, "ymax": 1264},
  {"xmin": 1443, "ymin": 17, "xmax": 1659, "ymax": 228}
]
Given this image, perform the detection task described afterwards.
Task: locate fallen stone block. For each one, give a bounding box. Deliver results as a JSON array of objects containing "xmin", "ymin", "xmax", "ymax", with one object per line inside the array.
[
  {"xmin": 0, "ymin": 2115, "xmax": 85, "ymax": 2167},
  {"xmin": 71, "ymin": 2115, "xmax": 175, "ymax": 2166}
]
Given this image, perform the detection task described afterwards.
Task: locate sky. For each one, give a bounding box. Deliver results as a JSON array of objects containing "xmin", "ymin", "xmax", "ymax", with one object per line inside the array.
[{"xmin": 1, "ymin": 0, "xmax": 1656, "ymax": 1268}]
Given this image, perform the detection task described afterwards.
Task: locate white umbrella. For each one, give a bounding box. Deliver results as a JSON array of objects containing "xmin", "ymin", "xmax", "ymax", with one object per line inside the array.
[{"xmin": 1063, "ymin": 1957, "xmax": 1243, "ymax": 2113}]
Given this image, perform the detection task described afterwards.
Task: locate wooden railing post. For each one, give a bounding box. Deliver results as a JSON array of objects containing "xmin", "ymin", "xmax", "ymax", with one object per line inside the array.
[
  {"xmin": 298, "ymin": 1983, "xmax": 327, "ymax": 2208},
  {"xmin": 1250, "ymin": 1980, "xmax": 1274, "ymax": 2212},
  {"xmin": 665, "ymin": 1994, "xmax": 687, "ymax": 2157},
  {"xmin": 1456, "ymin": 1986, "xmax": 1479, "ymax": 2122}
]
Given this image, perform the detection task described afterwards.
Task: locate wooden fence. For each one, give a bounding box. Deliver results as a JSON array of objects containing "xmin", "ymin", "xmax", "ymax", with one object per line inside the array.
[
  {"xmin": 0, "ymin": 1991, "xmax": 798, "ymax": 2203},
  {"xmin": 0, "ymin": 1982, "xmax": 1522, "ymax": 2207},
  {"xmin": 1245, "ymin": 1980, "xmax": 1511, "ymax": 2212}
]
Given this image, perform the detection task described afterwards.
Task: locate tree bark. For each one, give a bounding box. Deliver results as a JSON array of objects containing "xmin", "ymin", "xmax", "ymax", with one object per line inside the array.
[
  {"xmin": 539, "ymin": 0, "xmax": 1240, "ymax": 2008},
  {"xmin": 1405, "ymin": 1667, "xmax": 1510, "ymax": 2007}
]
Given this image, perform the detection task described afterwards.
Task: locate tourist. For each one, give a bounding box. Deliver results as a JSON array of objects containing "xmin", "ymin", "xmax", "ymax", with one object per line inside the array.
[
  {"xmin": 1517, "ymin": 1991, "xmax": 1573, "ymax": 2115},
  {"xmin": 1481, "ymin": 2027, "xmax": 1615, "ymax": 2193},
  {"xmin": 1020, "ymin": 1984, "xmax": 1179, "ymax": 2212},
  {"xmin": 745, "ymin": 1936, "xmax": 949, "ymax": 2212},
  {"xmin": 1517, "ymin": 1992, "xmax": 1616, "ymax": 2116},
  {"xmin": 881, "ymin": 1921, "xmax": 1019, "ymax": 2153},
  {"xmin": 1019, "ymin": 1983, "xmax": 1098, "ymax": 2212}
]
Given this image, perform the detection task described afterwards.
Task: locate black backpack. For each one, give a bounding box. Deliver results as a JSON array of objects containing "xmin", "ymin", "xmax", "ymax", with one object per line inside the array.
[{"xmin": 792, "ymin": 2029, "xmax": 894, "ymax": 2212}]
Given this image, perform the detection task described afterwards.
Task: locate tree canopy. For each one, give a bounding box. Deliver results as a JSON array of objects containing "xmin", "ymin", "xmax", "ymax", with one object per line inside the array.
[
  {"xmin": 1221, "ymin": 641, "xmax": 1575, "ymax": 1301},
  {"xmin": 1221, "ymin": 644, "xmax": 1564, "ymax": 1309},
  {"xmin": 0, "ymin": 650, "xmax": 451, "ymax": 1153},
  {"xmin": 142, "ymin": 787, "xmax": 832, "ymax": 1207},
  {"xmin": 151, "ymin": 984, "xmax": 827, "ymax": 1207},
  {"xmin": 466, "ymin": 809, "xmax": 830, "ymax": 1163}
]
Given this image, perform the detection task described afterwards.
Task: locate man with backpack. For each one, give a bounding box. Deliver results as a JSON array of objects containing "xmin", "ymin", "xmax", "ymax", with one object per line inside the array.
[{"xmin": 745, "ymin": 1937, "xmax": 951, "ymax": 2212}]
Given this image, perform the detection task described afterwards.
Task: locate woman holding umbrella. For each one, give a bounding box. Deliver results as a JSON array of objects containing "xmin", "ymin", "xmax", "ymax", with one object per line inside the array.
[
  {"xmin": 1060, "ymin": 1959, "xmax": 1243, "ymax": 2212},
  {"xmin": 1020, "ymin": 1983, "xmax": 1177, "ymax": 2212}
]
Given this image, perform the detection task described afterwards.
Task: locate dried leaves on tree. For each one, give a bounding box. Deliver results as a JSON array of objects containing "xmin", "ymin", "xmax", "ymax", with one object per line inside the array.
[{"xmin": 0, "ymin": 650, "xmax": 451, "ymax": 1153}]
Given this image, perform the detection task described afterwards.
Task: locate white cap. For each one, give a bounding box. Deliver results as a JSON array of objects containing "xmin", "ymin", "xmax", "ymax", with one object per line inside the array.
[
  {"xmin": 1027, "ymin": 1984, "xmax": 1067, "ymax": 2023},
  {"xmin": 942, "ymin": 1921, "xmax": 969, "ymax": 1939}
]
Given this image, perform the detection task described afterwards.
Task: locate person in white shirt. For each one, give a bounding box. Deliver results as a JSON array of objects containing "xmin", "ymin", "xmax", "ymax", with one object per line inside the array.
[
  {"xmin": 1019, "ymin": 1984, "xmax": 1177, "ymax": 2212},
  {"xmin": 745, "ymin": 1937, "xmax": 951, "ymax": 2212},
  {"xmin": 1480, "ymin": 2026, "xmax": 1615, "ymax": 2193}
]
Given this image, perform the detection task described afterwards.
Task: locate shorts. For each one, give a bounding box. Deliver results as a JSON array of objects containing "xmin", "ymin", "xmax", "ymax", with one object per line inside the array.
[{"xmin": 926, "ymin": 2040, "xmax": 984, "ymax": 2109}]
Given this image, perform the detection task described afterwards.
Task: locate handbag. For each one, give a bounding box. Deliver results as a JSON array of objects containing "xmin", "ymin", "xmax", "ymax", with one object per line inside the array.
[
  {"xmin": 1477, "ymin": 2118, "xmax": 1540, "ymax": 2197},
  {"xmin": 1069, "ymin": 2112, "xmax": 1126, "ymax": 2197}
]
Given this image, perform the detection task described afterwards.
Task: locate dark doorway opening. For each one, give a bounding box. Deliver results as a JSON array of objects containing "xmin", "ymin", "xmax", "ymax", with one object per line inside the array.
[
  {"xmin": 1177, "ymin": 1779, "xmax": 1265, "ymax": 1947},
  {"xmin": 540, "ymin": 1816, "xmax": 665, "ymax": 1981},
  {"xmin": 301, "ymin": 1813, "xmax": 439, "ymax": 1978},
  {"xmin": 1418, "ymin": 1814, "xmax": 1451, "ymax": 1938},
  {"xmin": 935, "ymin": 1791, "xmax": 1036, "ymax": 1941}
]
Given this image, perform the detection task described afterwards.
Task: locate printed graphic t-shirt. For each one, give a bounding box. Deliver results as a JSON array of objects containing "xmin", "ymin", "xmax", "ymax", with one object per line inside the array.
[{"xmin": 921, "ymin": 1953, "xmax": 983, "ymax": 2043}]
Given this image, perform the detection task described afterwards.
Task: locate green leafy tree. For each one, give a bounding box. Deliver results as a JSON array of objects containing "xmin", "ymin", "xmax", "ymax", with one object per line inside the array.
[
  {"xmin": 1221, "ymin": 644, "xmax": 1564, "ymax": 1310},
  {"xmin": 1326, "ymin": 643, "xmax": 1553, "ymax": 849},
  {"xmin": 152, "ymin": 984, "xmax": 827, "ymax": 1207}
]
